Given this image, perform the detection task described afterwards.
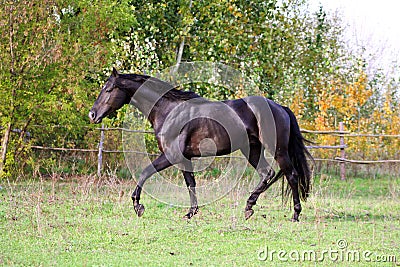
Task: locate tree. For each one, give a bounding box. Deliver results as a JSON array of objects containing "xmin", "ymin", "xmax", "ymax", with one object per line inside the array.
[{"xmin": 0, "ymin": 0, "xmax": 135, "ymax": 177}]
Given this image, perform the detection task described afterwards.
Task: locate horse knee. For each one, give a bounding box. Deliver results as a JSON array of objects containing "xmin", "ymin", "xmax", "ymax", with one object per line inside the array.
[
  {"xmin": 286, "ymin": 174, "xmax": 298, "ymax": 185},
  {"xmin": 294, "ymin": 203, "xmax": 302, "ymax": 213}
]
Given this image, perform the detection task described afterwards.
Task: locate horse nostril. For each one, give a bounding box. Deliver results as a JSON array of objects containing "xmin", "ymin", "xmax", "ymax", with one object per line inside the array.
[{"xmin": 89, "ymin": 111, "xmax": 96, "ymax": 121}]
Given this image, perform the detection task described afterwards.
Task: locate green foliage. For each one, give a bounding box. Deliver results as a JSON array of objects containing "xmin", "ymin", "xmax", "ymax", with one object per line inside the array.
[
  {"xmin": 0, "ymin": 0, "xmax": 136, "ymax": 176},
  {"xmin": 119, "ymin": 0, "xmax": 349, "ymax": 101}
]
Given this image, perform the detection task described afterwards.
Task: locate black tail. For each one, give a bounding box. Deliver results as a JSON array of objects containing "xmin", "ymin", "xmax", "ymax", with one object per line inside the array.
[{"xmin": 282, "ymin": 106, "xmax": 313, "ymax": 201}]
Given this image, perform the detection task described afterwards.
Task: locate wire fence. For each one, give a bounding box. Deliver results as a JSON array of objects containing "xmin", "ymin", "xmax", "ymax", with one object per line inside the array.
[{"xmin": 26, "ymin": 121, "xmax": 400, "ymax": 179}]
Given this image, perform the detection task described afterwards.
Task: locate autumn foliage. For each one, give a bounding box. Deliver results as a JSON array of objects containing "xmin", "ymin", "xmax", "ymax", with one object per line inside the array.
[{"xmin": 291, "ymin": 71, "xmax": 400, "ymax": 161}]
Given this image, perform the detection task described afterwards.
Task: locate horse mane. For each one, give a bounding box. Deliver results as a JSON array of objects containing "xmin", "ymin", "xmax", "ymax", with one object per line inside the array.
[
  {"xmin": 120, "ymin": 73, "xmax": 201, "ymax": 101},
  {"xmin": 163, "ymin": 88, "xmax": 201, "ymax": 100},
  {"xmin": 121, "ymin": 73, "xmax": 151, "ymax": 81}
]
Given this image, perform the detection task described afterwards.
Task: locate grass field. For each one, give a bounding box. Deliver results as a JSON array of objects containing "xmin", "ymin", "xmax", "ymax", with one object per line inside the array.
[{"xmin": 0, "ymin": 172, "xmax": 399, "ymax": 266}]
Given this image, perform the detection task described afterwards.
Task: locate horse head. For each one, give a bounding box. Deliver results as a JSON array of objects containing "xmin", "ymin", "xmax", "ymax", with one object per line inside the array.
[{"xmin": 89, "ymin": 68, "xmax": 141, "ymax": 123}]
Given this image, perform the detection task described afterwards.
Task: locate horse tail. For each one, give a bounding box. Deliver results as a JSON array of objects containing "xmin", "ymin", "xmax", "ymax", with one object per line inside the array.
[{"xmin": 282, "ymin": 106, "xmax": 313, "ymax": 201}]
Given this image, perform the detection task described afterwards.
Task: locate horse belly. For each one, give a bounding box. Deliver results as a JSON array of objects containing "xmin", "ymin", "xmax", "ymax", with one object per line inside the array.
[{"xmin": 186, "ymin": 125, "xmax": 244, "ymax": 157}]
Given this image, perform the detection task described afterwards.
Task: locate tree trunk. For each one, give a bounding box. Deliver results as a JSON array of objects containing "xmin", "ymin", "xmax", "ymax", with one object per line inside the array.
[
  {"xmin": 0, "ymin": 122, "xmax": 12, "ymax": 176},
  {"xmin": 173, "ymin": 0, "xmax": 193, "ymax": 73},
  {"xmin": 1, "ymin": 2, "xmax": 15, "ymax": 177}
]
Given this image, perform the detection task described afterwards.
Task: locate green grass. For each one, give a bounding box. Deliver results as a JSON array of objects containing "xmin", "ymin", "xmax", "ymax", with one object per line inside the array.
[{"xmin": 0, "ymin": 173, "xmax": 399, "ymax": 266}]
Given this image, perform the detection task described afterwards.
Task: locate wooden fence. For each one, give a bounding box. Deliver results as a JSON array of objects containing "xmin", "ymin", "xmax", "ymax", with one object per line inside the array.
[{"xmin": 30, "ymin": 122, "xmax": 400, "ymax": 179}]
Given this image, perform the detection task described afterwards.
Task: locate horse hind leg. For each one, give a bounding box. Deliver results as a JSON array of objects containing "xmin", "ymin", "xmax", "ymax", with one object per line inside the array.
[
  {"xmin": 243, "ymin": 144, "xmax": 276, "ymax": 220},
  {"xmin": 244, "ymin": 168, "xmax": 277, "ymax": 220},
  {"xmin": 182, "ymin": 162, "xmax": 198, "ymax": 219},
  {"xmin": 276, "ymin": 153, "xmax": 302, "ymax": 222}
]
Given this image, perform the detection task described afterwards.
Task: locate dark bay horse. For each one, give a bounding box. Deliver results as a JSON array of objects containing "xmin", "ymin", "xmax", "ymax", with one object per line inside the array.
[{"xmin": 89, "ymin": 68, "xmax": 312, "ymax": 221}]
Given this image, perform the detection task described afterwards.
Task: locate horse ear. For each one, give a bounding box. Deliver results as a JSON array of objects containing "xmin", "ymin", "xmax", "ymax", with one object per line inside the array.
[{"xmin": 112, "ymin": 67, "xmax": 119, "ymax": 77}]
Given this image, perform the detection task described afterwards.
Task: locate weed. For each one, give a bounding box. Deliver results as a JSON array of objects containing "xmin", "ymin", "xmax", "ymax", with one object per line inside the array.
[{"xmin": 0, "ymin": 174, "xmax": 399, "ymax": 266}]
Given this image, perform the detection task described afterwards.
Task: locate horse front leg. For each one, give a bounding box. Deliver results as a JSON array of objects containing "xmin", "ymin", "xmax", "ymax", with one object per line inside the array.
[{"xmin": 132, "ymin": 153, "xmax": 172, "ymax": 217}]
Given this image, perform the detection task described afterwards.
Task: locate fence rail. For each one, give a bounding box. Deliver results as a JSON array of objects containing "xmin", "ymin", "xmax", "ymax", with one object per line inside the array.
[
  {"xmin": 334, "ymin": 157, "xmax": 400, "ymax": 164},
  {"xmin": 29, "ymin": 122, "xmax": 399, "ymax": 179}
]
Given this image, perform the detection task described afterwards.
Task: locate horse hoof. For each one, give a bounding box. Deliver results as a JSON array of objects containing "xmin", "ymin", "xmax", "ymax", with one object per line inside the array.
[
  {"xmin": 183, "ymin": 213, "xmax": 193, "ymax": 220},
  {"xmin": 290, "ymin": 218, "xmax": 299, "ymax": 222},
  {"xmin": 135, "ymin": 204, "xmax": 145, "ymax": 217},
  {"xmin": 245, "ymin": 209, "xmax": 254, "ymax": 220},
  {"xmin": 183, "ymin": 208, "xmax": 198, "ymax": 220}
]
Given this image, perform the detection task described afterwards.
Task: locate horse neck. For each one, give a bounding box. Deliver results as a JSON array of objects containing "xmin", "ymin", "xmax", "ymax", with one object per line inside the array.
[{"xmin": 128, "ymin": 78, "xmax": 178, "ymax": 129}]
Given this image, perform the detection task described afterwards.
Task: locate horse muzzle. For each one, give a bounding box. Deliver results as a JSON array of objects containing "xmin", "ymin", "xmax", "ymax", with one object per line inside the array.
[{"xmin": 88, "ymin": 110, "xmax": 102, "ymax": 124}]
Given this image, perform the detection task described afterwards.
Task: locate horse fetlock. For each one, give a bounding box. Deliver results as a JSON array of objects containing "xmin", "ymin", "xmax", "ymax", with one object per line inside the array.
[
  {"xmin": 191, "ymin": 206, "xmax": 199, "ymax": 215},
  {"xmin": 291, "ymin": 210, "xmax": 300, "ymax": 222},
  {"xmin": 294, "ymin": 203, "xmax": 302, "ymax": 213},
  {"xmin": 291, "ymin": 205, "xmax": 301, "ymax": 222},
  {"xmin": 131, "ymin": 193, "xmax": 138, "ymax": 202}
]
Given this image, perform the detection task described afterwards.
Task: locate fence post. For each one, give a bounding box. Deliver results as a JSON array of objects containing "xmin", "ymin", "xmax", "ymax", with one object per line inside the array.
[
  {"xmin": 97, "ymin": 124, "xmax": 105, "ymax": 177},
  {"xmin": 339, "ymin": 122, "xmax": 346, "ymax": 180}
]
